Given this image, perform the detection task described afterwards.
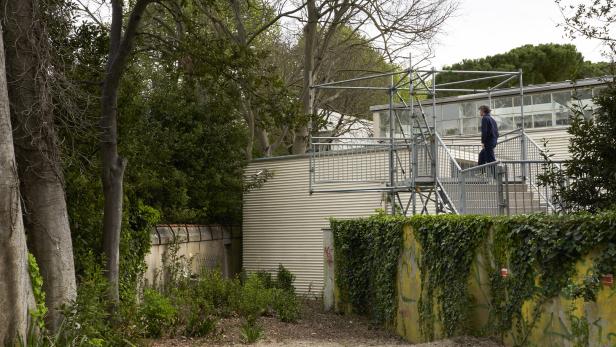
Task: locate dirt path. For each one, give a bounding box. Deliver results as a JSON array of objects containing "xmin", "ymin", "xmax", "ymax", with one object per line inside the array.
[{"xmin": 151, "ymin": 300, "xmax": 502, "ymax": 347}]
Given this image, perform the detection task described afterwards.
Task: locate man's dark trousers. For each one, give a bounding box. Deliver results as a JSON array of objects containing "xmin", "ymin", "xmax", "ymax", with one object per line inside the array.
[{"xmin": 478, "ymin": 145, "xmax": 496, "ymax": 165}]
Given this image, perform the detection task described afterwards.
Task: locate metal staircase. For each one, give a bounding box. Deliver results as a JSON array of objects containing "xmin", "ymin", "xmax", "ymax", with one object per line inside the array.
[{"xmin": 308, "ymin": 65, "xmax": 568, "ymax": 216}]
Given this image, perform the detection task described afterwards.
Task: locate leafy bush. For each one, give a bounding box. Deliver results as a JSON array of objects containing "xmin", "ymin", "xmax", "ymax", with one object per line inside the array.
[
  {"xmin": 60, "ymin": 253, "xmax": 116, "ymax": 345},
  {"xmin": 272, "ymin": 289, "xmax": 300, "ymax": 323},
  {"xmin": 27, "ymin": 253, "xmax": 48, "ymax": 331},
  {"xmin": 196, "ymin": 270, "xmax": 242, "ymax": 317},
  {"xmin": 239, "ymin": 319, "xmax": 263, "ymax": 344},
  {"xmin": 184, "ymin": 301, "xmax": 217, "ymax": 337},
  {"xmin": 255, "ymin": 270, "xmax": 275, "ymax": 289},
  {"xmin": 276, "ymin": 265, "xmax": 295, "ymax": 293},
  {"xmin": 139, "ymin": 288, "xmax": 177, "ymax": 338},
  {"xmin": 236, "ymin": 274, "xmax": 273, "ymax": 320}
]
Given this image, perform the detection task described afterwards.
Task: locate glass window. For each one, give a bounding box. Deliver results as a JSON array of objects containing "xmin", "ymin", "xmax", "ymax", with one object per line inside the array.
[
  {"xmin": 463, "ymin": 117, "xmax": 479, "ymax": 134},
  {"xmin": 493, "ymin": 96, "xmax": 513, "ymax": 109},
  {"xmin": 552, "ymin": 90, "xmax": 571, "ymax": 107},
  {"xmin": 532, "ymin": 93, "xmax": 551, "ymax": 105},
  {"xmin": 494, "ymin": 115, "xmax": 514, "ymax": 131},
  {"xmin": 440, "ymin": 120, "xmax": 460, "ymax": 135},
  {"xmin": 533, "ymin": 113, "xmax": 553, "ymax": 128},
  {"xmin": 573, "ymin": 88, "xmax": 592, "ymax": 100},
  {"xmin": 515, "ymin": 116, "xmax": 533, "ymax": 129},
  {"xmin": 461, "ymin": 102, "xmax": 475, "ymax": 118},
  {"xmin": 555, "ymin": 111, "xmax": 571, "ymax": 126},
  {"xmin": 513, "ymin": 95, "xmax": 532, "ymax": 106},
  {"xmin": 441, "ymin": 103, "xmax": 460, "ymax": 121}
]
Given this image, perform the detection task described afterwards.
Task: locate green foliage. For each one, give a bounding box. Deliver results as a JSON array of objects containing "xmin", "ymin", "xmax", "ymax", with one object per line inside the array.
[
  {"xmin": 59, "ymin": 253, "xmax": 133, "ymax": 346},
  {"xmin": 276, "ymin": 264, "xmax": 296, "ymax": 293},
  {"xmin": 437, "ymin": 44, "xmax": 608, "ymax": 91},
  {"xmin": 331, "ymin": 212, "xmax": 616, "ymax": 344},
  {"xmin": 255, "ymin": 270, "xmax": 275, "ymax": 289},
  {"xmin": 551, "ymin": 82, "xmax": 616, "ymax": 212},
  {"xmin": 410, "ymin": 215, "xmax": 491, "ymax": 339},
  {"xmin": 27, "ymin": 253, "xmax": 48, "ymax": 331},
  {"xmin": 272, "ymin": 289, "xmax": 301, "ymax": 323},
  {"xmin": 239, "ymin": 319, "xmax": 263, "ymax": 344},
  {"xmin": 139, "ymin": 289, "xmax": 177, "ymax": 338},
  {"xmin": 330, "ymin": 214, "xmax": 405, "ymax": 324},
  {"xmin": 485, "ymin": 212, "xmax": 616, "ymax": 345},
  {"xmin": 236, "ymin": 274, "xmax": 274, "ymax": 321}
]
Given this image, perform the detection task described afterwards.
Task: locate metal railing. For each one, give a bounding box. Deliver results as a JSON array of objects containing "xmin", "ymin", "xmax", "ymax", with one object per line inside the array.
[
  {"xmin": 434, "ymin": 131, "xmax": 569, "ymax": 215},
  {"xmin": 308, "ymin": 130, "xmax": 571, "ymax": 215},
  {"xmin": 309, "ymin": 137, "xmax": 412, "ymax": 191}
]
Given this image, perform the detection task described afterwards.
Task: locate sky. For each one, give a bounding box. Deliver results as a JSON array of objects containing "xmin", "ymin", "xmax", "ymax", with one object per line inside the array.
[{"xmin": 427, "ymin": 0, "xmax": 605, "ymax": 69}]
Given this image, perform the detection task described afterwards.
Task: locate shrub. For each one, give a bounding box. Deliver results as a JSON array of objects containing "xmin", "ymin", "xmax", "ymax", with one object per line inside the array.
[
  {"xmin": 139, "ymin": 288, "xmax": 177, "ymax": 338},
  {"xmin": 272, "ymin": 289, "xmax": 300, "ymax": 323},
  {"xmin": 255, "ymin": 270, "xmax": 275, "ymax": 289},
  {"xmin": 276, "ymin": 265, "xmax": 295, "ymax": 293},
  {"xmin": 184, "ymin": 301, "xmax": 217, "ymax": 337},
  {"xmin": 195, "ymin": 270, "xmax": 242, "ymax": 316},
  {"xmin": 239, "ymin": 319, "xmax": 263, "ymax": 344},
  {"xmin": 235, "ymin": 274, "xmax": 273, "ymax": 321},
  {"xmin": 59, "ymin": 253, "xmax": 116, "ymax": 345}
]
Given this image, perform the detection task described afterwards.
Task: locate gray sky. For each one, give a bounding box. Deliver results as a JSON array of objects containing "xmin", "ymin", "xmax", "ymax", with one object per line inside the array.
[{"xmin": 428, "ymin": 0, "xmax": 605, "ymax": 69}]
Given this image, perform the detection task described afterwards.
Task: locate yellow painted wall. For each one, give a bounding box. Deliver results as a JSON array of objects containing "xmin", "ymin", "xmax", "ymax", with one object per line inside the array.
[{"xmin": 334, "ymin": 225, "xmax": 616, "ymax": 347}]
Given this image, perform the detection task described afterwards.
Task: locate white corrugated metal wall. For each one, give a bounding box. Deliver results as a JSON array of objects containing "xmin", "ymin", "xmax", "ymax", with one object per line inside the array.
[
  {"xmin": 243, "ymin": 155, "xmax": 387, "ymax": 295},
  {"xmin": 243, "ymin": 129, "xmax": 572, "ymax": 295}
]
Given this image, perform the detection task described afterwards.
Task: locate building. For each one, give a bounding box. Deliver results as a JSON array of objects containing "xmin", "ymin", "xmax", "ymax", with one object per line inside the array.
[{"xmin": 243, "ymin": 77, "xmax": 610, "ymax": 294}]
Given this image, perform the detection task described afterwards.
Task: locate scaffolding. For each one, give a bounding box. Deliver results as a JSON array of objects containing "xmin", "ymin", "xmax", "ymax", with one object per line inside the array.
[{"xmin": 309, "ymin": 57, "xmax": 529, "ymax": 216}]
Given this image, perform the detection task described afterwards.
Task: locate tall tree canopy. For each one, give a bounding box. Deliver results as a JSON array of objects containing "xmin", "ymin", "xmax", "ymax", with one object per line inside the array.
[{"xmin": 437, "ymin": 43, "xmax": 609, "ymax": 89}]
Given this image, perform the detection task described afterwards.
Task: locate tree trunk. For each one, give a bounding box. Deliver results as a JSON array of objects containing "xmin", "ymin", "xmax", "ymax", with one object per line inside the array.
[
  {"xmin": 100, "ymin": 82, "xmax": 126, "ymax": 304},
  {"xmin": 256, "ymin": 126, "xmax": 271, "ymax": 157},
  {"xmin": 101, "ymin": 0, "xmax": 150, "ymax": 304},
  {"xmin": 292, "ymin": 0, "xmax": 317, "ymax": 154},
  {"xmin": 0, "ymin": 19, "xmax": 35, "ymax": 344},
  {"xmin": 1, "ymin": 0, "xmax": 76, "ymax": 331}
]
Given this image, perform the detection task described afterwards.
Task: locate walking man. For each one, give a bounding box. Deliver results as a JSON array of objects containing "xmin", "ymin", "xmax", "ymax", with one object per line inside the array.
[{"xmin": 478, "ymin": 105, "xmax": 498, "ymax": 165}]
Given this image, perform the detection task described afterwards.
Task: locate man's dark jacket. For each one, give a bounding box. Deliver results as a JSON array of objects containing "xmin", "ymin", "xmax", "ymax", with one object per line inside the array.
[{"xmin": 481, "ymin": 113, "xmax": 499, "ymax": 147}]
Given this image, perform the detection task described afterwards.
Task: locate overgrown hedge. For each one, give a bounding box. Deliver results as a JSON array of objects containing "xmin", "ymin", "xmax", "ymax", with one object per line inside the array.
[{"xmin": 330, "ymin": 211, "xmax": 616, "ymax": 342}]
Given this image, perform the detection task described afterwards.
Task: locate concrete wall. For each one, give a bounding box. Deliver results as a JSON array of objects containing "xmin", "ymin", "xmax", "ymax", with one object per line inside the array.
[
  {"xmin": 324, "ymin": 225, "xmax": 616, "ymax": 347},
  {"xmin": 144, "ymin": 224, "xmax": 242, "ymax": 285}
]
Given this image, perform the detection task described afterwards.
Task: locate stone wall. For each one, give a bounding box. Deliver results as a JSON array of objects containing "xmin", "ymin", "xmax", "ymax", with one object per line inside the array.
[
  {"xmin": 145, "ymin": 224, "xmax": 242, "ymax": 285},
  {"xmin": 323, "ymin": 225, "xmax": 616, "ymax": 347}
]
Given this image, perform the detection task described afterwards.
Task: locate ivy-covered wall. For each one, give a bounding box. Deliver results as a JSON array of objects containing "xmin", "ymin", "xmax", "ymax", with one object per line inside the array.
[{"xmin": 329, "ymin": 213, "xmax": 616, "ymax": 347}]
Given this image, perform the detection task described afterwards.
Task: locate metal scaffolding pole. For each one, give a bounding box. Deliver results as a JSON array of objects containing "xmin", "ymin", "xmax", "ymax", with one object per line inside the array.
[
  {"xmin": 389, "ymin": 75, "xmax": 395, "ymax": 215},
  {"xmin": 431, "ymin": 68, "xmax": 438, "ymax": 214}
]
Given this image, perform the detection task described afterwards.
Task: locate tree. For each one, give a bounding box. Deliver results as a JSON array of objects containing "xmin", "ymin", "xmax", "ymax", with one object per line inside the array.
[
  {"xmin": 291, "ymin": 0, "xmax": 456, "ymax": 154},
  {"xmin": 1, "ymin": 0, "xmax": 76, "ymax": 330},
  {"xmin": 545, "ymin": 0, "xmax": 616, "ymax": 212},
  {"xmin": 555, "ymin": 87, "xmax": 616, "ymax": 212},
  {"xmin": 0, "ymin": 18, "xmax": 35, "ymax": 344},
  {"xmin": 100, "ymin": 0, "xmax": 154, "ymax": 304},
  {"xmin": 437, "ymin": 43, "xmax": 609, "ymax": 89},
  {"xmin": 196, "ymin": 0, "xmax": 303, "ymax": 158},
  {"xmin": 556, "ymin": 0, "xmax": 616, "ymax": 55}
]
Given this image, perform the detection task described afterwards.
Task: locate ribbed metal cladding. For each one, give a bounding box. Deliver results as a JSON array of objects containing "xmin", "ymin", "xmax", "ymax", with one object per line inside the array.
[{"xmin": 243, "ymin": 155, "xmax": 385, "ymax": 295}]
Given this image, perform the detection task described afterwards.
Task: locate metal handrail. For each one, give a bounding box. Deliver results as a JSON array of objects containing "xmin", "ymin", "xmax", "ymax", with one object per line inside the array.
[
  {"xmin": 460, "ymin": 160, "xmax": 501, "ymax": 173},
  {"xmin": 436, "ymin": 133, "xmax": 463, "ymax": 171}
]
